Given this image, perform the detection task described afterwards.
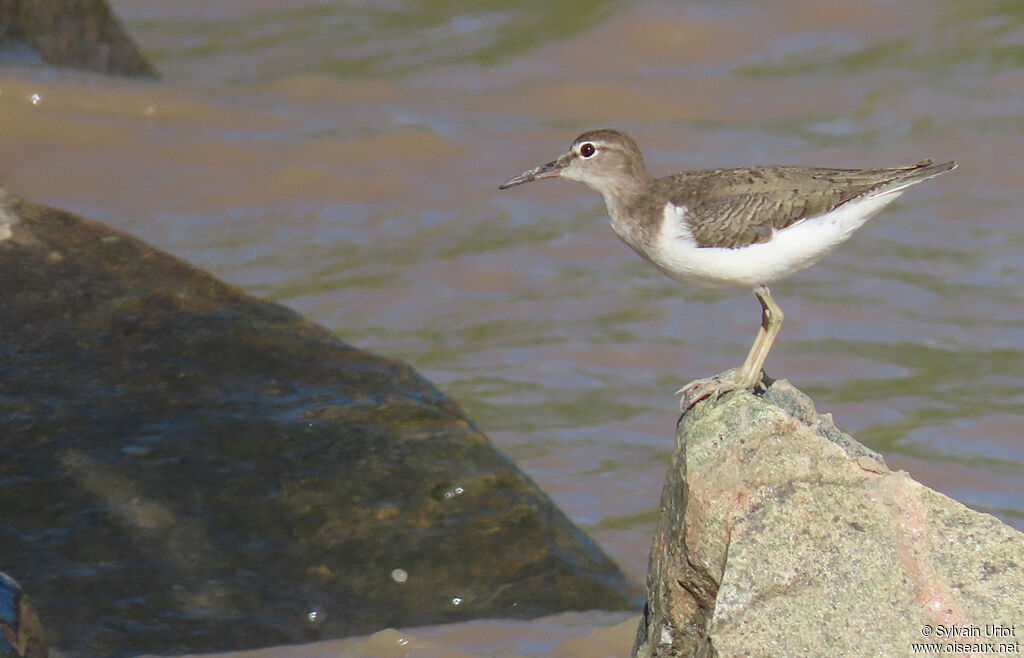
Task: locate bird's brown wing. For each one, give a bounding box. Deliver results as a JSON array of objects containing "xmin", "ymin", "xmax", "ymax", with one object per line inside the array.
[{"xmin": 661, "ymin": 160, "xmax": 953, "ymax": 249}]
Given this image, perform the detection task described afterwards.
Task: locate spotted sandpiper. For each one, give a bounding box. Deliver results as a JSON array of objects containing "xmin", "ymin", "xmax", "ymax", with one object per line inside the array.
[{"xmin": 499, "ymin": 129, "xmax": 956, "ymax": 409}]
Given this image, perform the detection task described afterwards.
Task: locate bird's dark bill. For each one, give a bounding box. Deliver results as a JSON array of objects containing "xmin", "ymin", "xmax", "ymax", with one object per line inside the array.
[{"xmin": 499, "ymin": 160, "xmax": 562, "ymax": 189}]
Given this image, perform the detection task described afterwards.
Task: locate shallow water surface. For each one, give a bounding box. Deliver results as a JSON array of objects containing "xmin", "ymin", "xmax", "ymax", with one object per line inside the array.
[{"xmin": 4, "ymin": 0, "xmax": 1023, "ymax": 655}]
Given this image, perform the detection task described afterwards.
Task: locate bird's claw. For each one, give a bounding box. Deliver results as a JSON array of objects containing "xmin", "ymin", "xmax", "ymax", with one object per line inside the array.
[
  {"xmin": 676, "ymin": 376, "xmax": 738, "ymax": 411},
  {"xmin": 676, "ymin": 370, "xmax": 767, "ymax": 412}
]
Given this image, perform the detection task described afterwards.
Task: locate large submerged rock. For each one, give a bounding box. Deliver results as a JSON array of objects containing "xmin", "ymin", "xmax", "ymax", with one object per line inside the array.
[
  {"xmin": 0, "ymin": 0, "xmax": 157, "ymax": 77},
  {"xmin": 0, "ymin": 189, "xmax": 639, "ymax": 657},
  {"xmin": 634, "ymin": 375, "xmax": 1024, "ymax": 657}
]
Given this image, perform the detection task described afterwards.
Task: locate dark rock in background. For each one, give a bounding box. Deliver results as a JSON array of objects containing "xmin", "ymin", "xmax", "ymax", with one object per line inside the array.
[
  {"xmin": 0, "ymin": 0, "xmax": 157, "ymax": 77},
  {"xmin": 633, "ymin": 377, "xmax": 1024, "ymax": 657},
  {"xmin": 0, "ymin": 188, "xmax": 639, "ymax": 657}
]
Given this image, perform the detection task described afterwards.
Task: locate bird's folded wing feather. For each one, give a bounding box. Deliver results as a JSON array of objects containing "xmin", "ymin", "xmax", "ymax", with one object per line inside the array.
[{"xmin": 661, "ymin": 161, "xmax": 949, "ymax": 249}]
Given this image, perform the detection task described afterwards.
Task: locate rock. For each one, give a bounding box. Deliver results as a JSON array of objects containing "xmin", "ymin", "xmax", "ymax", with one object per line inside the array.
[
  {"xmin": 0, "ymin": 572, "xmax": 48, "ymax": 658},
  {"xmin": 0, "ymin": 0, "xmax": 157, "ymax": 78},
  {"xmin": 633, "ymin": 376, "xmax": 1024, "ymax": 657},
  {"xmin": 0, "ymin": 188, "xmax": 640, "ymax": 657}
]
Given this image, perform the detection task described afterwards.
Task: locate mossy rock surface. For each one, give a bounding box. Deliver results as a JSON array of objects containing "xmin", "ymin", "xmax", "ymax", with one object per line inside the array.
[
  {"xmin": 634, "ymin": 377, "xmax": 1024, "ymax": 658},
  {"xmin": 0, "ymin": 190, "xmax": 639, "ymax": 657}
]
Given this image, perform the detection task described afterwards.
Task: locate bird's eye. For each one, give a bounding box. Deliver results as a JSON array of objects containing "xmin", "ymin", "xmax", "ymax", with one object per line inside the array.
[{"xmin": 580, "ymin": 143, "xmax": 596, "ymax": 158}]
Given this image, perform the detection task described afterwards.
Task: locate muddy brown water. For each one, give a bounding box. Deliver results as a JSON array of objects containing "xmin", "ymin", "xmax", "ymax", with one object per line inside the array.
[{"xmin": 3, "ymin": 0, "xmax": 1022, "ymax": 655}]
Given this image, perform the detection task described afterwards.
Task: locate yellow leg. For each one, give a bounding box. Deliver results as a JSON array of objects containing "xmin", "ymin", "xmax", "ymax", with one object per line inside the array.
[
  {"xmin": 735, "ymin": 285, "xmax": 783, "ymax": 388},
  {"xmin": 737, "ymin": 322, "xmax": 768, "ymax": 387},
  {"xmin": 679, "ymin": 285, "xmax": 783, "ymax": 410}
]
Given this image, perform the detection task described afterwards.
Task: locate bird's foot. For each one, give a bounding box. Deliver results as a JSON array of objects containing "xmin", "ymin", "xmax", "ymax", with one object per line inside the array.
[
  {"xmin": 676, "ymin": 376, "xmax": 738, "ymax": 411},
  {"xmin": 676, "ymin": 370, "xmax": 767, "ymax": 412}
]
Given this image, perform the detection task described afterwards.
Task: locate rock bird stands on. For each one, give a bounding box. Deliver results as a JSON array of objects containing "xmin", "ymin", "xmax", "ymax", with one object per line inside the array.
[{"xmin": 499, "ymin": 129, "xmax": 956, "ymax": 409}]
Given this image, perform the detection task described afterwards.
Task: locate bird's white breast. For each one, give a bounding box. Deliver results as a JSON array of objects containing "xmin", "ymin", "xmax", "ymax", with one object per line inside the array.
[{"xmin": 647, "ymin": 190, "xmax": 907, "ymax": 288}]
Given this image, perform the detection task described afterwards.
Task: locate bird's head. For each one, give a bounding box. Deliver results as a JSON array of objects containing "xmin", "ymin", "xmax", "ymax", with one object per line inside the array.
[{"xmin": 499, "ymin": 129, "xmax": 651, "ymax": 195}]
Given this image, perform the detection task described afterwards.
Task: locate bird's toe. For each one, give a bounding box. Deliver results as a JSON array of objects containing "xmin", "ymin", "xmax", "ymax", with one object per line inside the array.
[{"xmin": 678, "ymin": 376, "xmax": 737, "ymax": 411}]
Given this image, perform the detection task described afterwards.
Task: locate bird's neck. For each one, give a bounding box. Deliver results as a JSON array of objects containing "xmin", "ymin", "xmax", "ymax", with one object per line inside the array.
[{"xmin": 593, "ymin": 172, "xmax": 655, "ymax": 228}]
